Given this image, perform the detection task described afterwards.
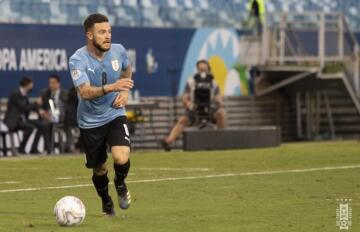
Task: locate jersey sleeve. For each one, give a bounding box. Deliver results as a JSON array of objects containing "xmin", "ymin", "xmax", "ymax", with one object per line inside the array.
[{"xmin": 69, "ymin": 56, "xmax": 89, "ymax": 87}]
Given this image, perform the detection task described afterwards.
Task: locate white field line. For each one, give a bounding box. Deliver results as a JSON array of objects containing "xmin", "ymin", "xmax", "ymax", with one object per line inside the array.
[
  {"xmin": 0, "ymin": 164, "xmax": 359, "ymax": 193},
  {"xmin": 55, "ymin": 168, "xmax": 210, "ymax": 180},
  {"xmin": 136, "ymin": 167, "xmax": 212, "ymax": 172},
  {"xmin": 0, "ymin": 181, "xmax": 21, "ymax": 185},
  {"xmin": 56, "ymin": 177, "xmax": 89, "ymax": 180},
  {"xmin": 56, "ymin": 173, "xmax": 135, "ymax": 180}
]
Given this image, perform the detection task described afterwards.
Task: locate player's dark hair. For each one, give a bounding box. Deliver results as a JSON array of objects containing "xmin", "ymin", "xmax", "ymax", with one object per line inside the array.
[
  {"xmin": 196, "ymin": 59, "xmax": 211, "ymax": 71},
  {"xmin": 19, "ymin": 76, "xmax": 33, "ymax": 87},
  {"xmin": 83, "ymin": 13, "xmax": 109, "ymax": 32},
  {"xmin": 48, "ymin": 74, "xmax": 60, "ymax": 82}
]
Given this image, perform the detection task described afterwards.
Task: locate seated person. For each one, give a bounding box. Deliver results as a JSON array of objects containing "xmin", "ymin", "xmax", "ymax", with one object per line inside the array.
[
  {"xmin": 4, "ymin": 76, "xmax": 49, "ymax": 154},
  {"xmin": 161, "ymin": 60, "xmax": 226, "ymax": 151},
  {"xmin": 63, "ymin": 86, "xmax": 79, "ymax": 153},
  {"xmin": 37, "ymin": 74, "xmax": 68, "ymax": 153}
]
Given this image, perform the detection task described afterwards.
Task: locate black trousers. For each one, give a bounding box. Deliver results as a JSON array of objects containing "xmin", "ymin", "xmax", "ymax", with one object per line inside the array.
[{"xmin": 15, "ymin": 120, "xmax": 52, "ymax": 153}]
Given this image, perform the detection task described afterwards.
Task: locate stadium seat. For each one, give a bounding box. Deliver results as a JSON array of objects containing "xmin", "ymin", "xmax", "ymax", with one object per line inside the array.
[
  {"xmin": 0, "ymin": 122, "xmax": 18, "ymax": 157},
  {"xmin": 1, "ymin": 0, "xmax": 360, "ymax": 30}
]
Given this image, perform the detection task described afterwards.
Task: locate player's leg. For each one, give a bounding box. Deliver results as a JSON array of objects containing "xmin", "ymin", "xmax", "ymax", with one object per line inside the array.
[
  {"xmin": 162, "ymin": 115, "xmax": 191, "ymax": 151},
  {"xmin": 214, "ymin": 107, "xmax": 226, "ymax": 129},
  {"xmin": 111, "ymin": 146, "xmax": 131, "ymax": 209},
  {"xmin": 80, "ymin": 126, "xmax": 115, "ymax": 216},
  {"xmin": 107, "ymin": 116, "xmax": 132, "ymax": 210},
  {"xmin": 92, "ymin": 162, "xmax": 115, "ymax": 216}
]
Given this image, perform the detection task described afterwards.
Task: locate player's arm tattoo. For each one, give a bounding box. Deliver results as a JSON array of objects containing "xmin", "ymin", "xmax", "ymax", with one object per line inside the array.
[
  {"xmin": 120, "ymin": 65, "xmax": 132, "ymax": 79},
  {"xmin": 76, "ymin": 82, "xmax": 106, "ymax": 100}
]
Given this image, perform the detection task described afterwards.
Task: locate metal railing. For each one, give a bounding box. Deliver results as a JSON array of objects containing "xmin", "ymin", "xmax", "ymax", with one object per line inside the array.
[{"xmin": 262, "ymin": 12, "xmax": 360, "ymax": 96}]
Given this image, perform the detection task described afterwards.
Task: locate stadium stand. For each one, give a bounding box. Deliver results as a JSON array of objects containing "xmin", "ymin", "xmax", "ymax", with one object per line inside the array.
[{"xmin": 0, "ymin": 0, "xmax": 359, "ymax": 30}]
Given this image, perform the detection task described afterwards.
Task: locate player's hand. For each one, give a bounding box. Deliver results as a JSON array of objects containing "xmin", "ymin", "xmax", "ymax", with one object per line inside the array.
[
  {"xmin": 112, "ymin": 91, "xmax": 129, "ymax": 108},
  {"xmin": 110, "ymin": 79, "xmax": 134, "ymax": 92}
]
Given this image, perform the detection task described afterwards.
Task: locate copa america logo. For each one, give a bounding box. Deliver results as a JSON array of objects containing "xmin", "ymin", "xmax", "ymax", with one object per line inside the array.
[{"xmin": 336, "ymin": 199, "xmax": 352, "ymax": 230}]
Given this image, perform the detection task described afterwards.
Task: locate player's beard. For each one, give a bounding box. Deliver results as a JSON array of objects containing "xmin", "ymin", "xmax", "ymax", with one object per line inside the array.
[{"xmin": 93, "ymin": 39, "xmax": 110, "ymax": 53}]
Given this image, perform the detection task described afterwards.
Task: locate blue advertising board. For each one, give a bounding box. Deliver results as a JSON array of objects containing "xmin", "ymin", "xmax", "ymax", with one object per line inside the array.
[
  {"xmin": 1, "ymin": 24, "xmax": 264, "ymax": 98},
  {"xmin": 0, "ymin": 24, "xmax": 194, "ymax": 97}
]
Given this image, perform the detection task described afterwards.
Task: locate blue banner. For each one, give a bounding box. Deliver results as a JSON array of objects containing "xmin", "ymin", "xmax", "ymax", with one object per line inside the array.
[
  {"xmin": 0, "ymin": 24, "xmax": 194, "ymax": 97},
  {"xmin": 0, "ymin": 24, "xmax": 253, "ymax": 98}
]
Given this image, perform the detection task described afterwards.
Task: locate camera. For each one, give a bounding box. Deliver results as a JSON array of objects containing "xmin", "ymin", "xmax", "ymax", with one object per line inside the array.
[{"xmin": 193, "ymin": 72, "xmax": 214, "ymax": 123}]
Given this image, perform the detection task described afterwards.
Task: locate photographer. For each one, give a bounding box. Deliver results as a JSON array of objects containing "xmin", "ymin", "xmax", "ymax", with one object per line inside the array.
[{"xmin": 161, "ymin": 60, "xmax": 226, "ymax": 151}]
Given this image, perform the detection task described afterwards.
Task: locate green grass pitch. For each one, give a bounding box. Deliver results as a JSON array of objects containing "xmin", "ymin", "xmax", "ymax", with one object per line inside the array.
[{"xmin": 0, "ymin": 141, "xmax": 359, "ymax": 232}]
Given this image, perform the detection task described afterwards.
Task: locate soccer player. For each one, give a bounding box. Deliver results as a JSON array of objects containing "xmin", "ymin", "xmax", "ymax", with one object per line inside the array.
[{"xmin": 69, "ymin": 13, "xmax": 134, "ymax": 216}]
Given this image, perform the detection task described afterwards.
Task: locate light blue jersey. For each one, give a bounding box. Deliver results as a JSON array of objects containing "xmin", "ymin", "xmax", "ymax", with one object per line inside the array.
[{"xmin": 69, "ymin": 44, "xmax": 130, "ymax": 128}]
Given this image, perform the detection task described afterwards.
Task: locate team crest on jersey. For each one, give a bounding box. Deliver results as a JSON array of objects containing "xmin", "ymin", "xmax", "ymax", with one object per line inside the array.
[
  {"xmin": 71, "ymin": 69, "xmax": 81, "ymax": 80},
  {"xmin": 111, "ymin": 59, "xmax": 120, "ymax": 71}
]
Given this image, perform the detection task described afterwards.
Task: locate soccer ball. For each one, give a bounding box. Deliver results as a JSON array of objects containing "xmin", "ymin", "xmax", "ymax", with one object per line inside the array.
[{"xmin": 54, "ymin": 196, "xmax": 86, "ymax": 226}]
